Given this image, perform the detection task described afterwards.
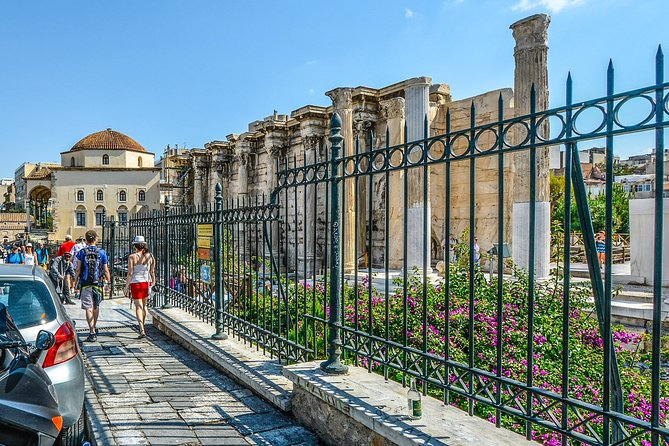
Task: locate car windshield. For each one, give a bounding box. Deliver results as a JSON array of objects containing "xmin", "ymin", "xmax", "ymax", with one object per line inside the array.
[{"xmin": 0, "ymin": 280, "xmax": 56, "ymax": 329}]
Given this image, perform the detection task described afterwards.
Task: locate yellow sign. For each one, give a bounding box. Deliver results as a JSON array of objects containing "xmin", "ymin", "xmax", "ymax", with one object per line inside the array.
[
  {"xmin": 197, "ymin": 224, "xmax": 214, "ymax": 237},
  {"xmin": 197, "ymin": 236, "xmax": 211, "ymax": 249}
]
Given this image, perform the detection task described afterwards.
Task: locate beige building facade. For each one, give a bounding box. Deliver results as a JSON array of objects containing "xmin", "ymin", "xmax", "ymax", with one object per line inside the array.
[{"xmin": 24, "ymin": 129, "xmax": 161, "ymax": 241}]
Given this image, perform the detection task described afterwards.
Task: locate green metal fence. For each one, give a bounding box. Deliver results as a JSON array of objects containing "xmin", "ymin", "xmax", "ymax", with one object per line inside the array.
[{"xmin": 103, "ymin": 48, "xmax": 669, "ymax": 445}]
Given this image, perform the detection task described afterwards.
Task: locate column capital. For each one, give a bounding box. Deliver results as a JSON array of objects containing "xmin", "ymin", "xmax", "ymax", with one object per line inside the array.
[
  {"xmin": 511, "ymin": 14, "xmax": 550, "ymax": 52},
  {"xmin": 380, "ymin": 97, "xmax": 405, "ymax": 120},
  {"xmin": 302, "ymin": 135, "xmax": 321, "ymax": 152},
  {"xmin": 326, "ymin": 87, "xmax": 353, "ymax": 110},
  {"xmin": 352, "ymin": 119, "xmax": 374, "ymax": 138}
]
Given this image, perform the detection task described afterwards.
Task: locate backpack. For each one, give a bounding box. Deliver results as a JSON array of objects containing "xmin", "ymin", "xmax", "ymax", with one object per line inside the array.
[
  {"xmin": 80, "ymin": 246, "xmax": 102, "ymax": 285},
  {"xmin": 7, "ymin": 252, "xmax": 24, "ymax": 264}
]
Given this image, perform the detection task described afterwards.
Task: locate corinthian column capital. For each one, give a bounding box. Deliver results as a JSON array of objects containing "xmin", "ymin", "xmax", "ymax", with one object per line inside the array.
[
  {"xmin": 380, "ymin": 97, "xmax": 405, "ymax": 120},
  {"xmin": 511, "ymin": 14, "xmax": 550, "ymax": 52},
  {"xmin": 326, "ymin": 87, "xmax": 353, "ymax": 110}
]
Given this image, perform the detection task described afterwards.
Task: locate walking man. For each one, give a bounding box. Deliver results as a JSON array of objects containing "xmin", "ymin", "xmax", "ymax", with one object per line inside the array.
[
  {"xmin": 75, "ymin": 230, "xmax": 110, "ymax": 342},
  {"xmin": 49, "ymin": 251, "xmax": 76, "ymax": 305},
  {"xmin": 57, "ymin": 234, "xmax": 75, "ymax": 257}
]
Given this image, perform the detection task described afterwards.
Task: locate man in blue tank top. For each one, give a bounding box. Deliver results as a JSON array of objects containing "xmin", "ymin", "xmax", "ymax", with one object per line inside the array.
[{"xmin": 75, "ymin": 230, "xmax": 110, "ymax": 342}]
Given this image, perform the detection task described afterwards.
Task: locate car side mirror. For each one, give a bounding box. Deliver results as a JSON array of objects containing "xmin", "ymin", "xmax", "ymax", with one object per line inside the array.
[{"xmin": 35, "ymin": 330, "xmax": 55, "ymax": 351}]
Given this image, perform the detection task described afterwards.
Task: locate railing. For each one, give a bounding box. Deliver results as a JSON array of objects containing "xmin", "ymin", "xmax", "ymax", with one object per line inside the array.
[
  {"xmin": 105, "ymin": 48, "xmax": 669, "ymax": 446},
  {"xmin": 570, "ymin": 232, "xmax": 630, "ymax": 264}
]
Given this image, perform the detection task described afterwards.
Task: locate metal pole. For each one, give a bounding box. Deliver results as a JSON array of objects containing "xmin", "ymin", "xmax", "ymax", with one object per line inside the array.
[
  {"xmin": 162, "ymin": 196, "xmax": 172, "ymax": 309},
  {"xmin": 212, "ymin": 183, "xmax": 228, "ymax": 340},
  {"xmin": 320, "ymin": 112, "xmax": 348, "ymax": 375},
  {"xmin": 151, "ymin": 209, "xmax": 158, "ymax": 306}
]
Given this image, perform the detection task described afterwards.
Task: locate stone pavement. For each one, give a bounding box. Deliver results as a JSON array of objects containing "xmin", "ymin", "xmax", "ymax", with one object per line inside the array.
[{"xmin": 66, "ymin": 297, "xmax": 320, "ymax": 446}]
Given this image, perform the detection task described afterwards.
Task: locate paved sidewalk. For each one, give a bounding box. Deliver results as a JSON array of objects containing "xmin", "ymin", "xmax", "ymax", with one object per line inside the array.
[{"xmin": 66, "ymin": 298, "xmax": 319, "ymax": 446}]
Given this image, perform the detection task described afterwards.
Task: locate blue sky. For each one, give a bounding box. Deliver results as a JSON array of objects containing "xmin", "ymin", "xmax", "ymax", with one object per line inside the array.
[{"xmin": 0, "ymin": 0, "xmax": 666, "ymax": 178}]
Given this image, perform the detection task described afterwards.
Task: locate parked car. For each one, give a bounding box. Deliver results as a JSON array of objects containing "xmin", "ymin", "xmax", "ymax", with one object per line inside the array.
[{"xmin": 0, "ymin": 264, "xmax": 86, "ymax": 446}]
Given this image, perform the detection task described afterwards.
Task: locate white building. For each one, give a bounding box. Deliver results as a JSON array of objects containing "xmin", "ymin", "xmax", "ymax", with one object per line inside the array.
[{"xmin": 24, "ymin": 128, "xmax": 161, "ymax": 241}]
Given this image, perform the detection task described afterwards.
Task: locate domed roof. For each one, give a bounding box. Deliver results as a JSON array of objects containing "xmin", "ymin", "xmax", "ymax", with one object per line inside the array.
[{"xmin": 69, "ymin": 128, "xmax": 146, "ymax": 152}]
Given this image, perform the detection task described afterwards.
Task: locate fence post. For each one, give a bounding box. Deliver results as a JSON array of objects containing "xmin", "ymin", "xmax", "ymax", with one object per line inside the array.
[
  {"xmin": 161, "ymin": 196, "xmax": 172, "ymax": 309},
  {"xmin": 109, "ymin": 217, "xmax": 116, "ymax": 297},
  {"xmin": 212, "ymin": 183, "xmax": 228, "ymax": 340},
  {"xmin": 320, "ymin": 112, "xmax": 348, "ymax": 375},
  {"xmin": 151, "ymin": 209, "xmax": 158, "ymax": 305}
]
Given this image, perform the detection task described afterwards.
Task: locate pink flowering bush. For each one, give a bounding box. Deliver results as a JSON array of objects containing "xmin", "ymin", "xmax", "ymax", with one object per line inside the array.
[
  {"xmin": 241, "ymin": 263, "xmax": 667, "ymax": 445},
  {"xmin": 337, "ymin": 266, "xmax": 669, "ymax": 445}
]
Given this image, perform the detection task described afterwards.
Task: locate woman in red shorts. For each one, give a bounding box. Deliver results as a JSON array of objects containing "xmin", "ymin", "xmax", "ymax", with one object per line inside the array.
[{"xmin": 125, "ymin": 235, "xmax": 155, "ymax": 338}]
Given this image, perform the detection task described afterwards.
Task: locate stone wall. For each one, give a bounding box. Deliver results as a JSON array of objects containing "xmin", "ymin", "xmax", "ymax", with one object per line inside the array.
[{"xmin": 182, "ymin": 14, "xmax": 552, "ymax": 276}]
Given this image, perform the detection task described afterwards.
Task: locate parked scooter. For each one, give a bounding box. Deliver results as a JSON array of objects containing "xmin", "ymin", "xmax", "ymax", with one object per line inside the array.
[{"xmin": 0, "ymin": 303, "xmax": 62, "ymax": 446}]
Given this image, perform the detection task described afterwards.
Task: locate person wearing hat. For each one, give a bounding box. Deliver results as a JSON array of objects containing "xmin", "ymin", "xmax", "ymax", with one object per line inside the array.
[
  {"xmin": 6, "ymin": 244, "xmax": 24, "ymax": 264},
  {"xmin": 23, "ymin": 243, "xmax": 35, "ymax": 266},
  {"xmin": 125, "ymin": 235, "xmax": 155, "ymax": 338},
  {"xmin": 49, "ymin": 251, "xmax": 76, "ymax": 305},
  {"xmin": 57, "ymin": 234, "xmax": 75, "ymax": 257}
]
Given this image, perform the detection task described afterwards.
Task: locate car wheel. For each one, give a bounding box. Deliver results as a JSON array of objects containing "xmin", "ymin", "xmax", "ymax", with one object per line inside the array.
[{"xmin": 57, "ymin": 405, "xmax": 86, "ymax": 446}]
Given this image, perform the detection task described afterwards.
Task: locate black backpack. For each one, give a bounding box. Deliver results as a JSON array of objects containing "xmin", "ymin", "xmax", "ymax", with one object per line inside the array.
[{"xmin": 80, "ymin": 246, "xmax": 101, "ymax": 285}]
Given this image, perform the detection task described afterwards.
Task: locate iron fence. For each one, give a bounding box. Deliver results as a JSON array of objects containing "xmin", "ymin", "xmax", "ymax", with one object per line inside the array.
[{"xmin": 103, "ymin": 48, "xmax": 669, "ymax": 445}]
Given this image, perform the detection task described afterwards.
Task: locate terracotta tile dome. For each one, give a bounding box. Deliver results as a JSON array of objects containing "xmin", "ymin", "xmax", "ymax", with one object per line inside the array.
[{"xmin": 70, "ymin": 128, "xmax": 146, "ymax": 152}]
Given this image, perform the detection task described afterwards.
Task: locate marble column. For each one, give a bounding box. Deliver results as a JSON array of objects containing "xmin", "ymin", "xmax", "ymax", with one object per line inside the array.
[
  {"xmin": 326, "ymin": 88, "xmax": 356, "ymax": 272},
  {"xmin": 405, "ymin": 79, "xmax": 431, "ymax": 271},
  {"xmin": 301, "ymin": 134, "xmax": 320, "ymax": 275},
  {"xmin": 380, "ymin": 97, "xmax": 406, "ymax": 269},
  {"xmin": 265, "ymin": 144, "xmax": 284, "ymax": 264},
  {"xmin": 353, "ymin": 118, "xmax": 375, "ymax": 266},
  {"xmin": 192, "ymin": 162, "xmax": 203, "ymax": 208},
  {"xmin": 236, "ymin": 140, "xmax": 250, "ymax": 200},
  {"xmin": 510, "ymin": 13, "xmax": 551, "ymax": 278}
]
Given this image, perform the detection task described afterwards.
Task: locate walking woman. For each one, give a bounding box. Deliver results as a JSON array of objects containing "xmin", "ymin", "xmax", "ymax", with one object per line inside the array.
[
  {"xmin": 125, "ymin": 236, "xmax": 155, "ymax": 338},
  {"xmin": 595, "ymin": 231, "xmax": 606, "ymax": 267}
]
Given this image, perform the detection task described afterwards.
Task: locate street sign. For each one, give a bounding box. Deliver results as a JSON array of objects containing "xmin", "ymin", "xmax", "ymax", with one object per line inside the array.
[
  {"xmin": 197, "ymin": 224, "xmax": 213, "ymax": 238},
  {"xmin": 200, "ymin": 264, "xmax": 211, "ymax": 284},
  {"xmin": 197, "ymin": 247, "xmax": 210, "ymax": 261},
  {"xmin": 197, "ymin": 236, "xmax": 211, "ymax": 249}
]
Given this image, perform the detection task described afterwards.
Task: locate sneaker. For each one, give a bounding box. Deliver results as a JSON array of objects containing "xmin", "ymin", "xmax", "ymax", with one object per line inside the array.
[{"xmin": 85, "ymin": 334, "xmax": 97, "ymax": 342}]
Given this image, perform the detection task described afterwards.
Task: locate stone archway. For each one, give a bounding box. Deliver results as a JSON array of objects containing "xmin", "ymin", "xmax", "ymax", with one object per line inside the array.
[{"xmin": 28, "ymin": 186, "xmax": 52, "ymax": 231}]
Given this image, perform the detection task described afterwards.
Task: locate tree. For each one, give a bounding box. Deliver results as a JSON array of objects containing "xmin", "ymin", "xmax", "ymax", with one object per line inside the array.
[{"xmin": 550, "ymin": 173, "xmax": 629, "ymax": 234}]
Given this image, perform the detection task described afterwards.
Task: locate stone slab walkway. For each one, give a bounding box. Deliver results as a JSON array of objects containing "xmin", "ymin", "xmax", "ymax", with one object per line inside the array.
[{"xmin": 66, "ymin": 298, "xmax": 319, "ymax": 446}]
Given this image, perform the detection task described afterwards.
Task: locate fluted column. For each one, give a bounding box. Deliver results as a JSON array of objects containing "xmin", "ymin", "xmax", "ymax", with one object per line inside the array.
[
  {"xmin": 380, "ymin": 97, "xmax": 406, "ymax": 269},
  {"xmin": 265, "ymin": 144, "xmax": 284, "ymax": 263},
  {"xmin": 405, "ymin": 79, "xmax": 431, "ymax": 271},
  {"xmin": 326, "ymin": 88, "xmax": 355, "ymax": 272},
  {"xmin": 192, "ymin": 162, "xmax": 203, "ymax": 208},
  {"xmin": 511, "ymin": 13, "xmax": 551, "ymax": 278},
  {"xmin": 236, "ymin": 140, "xmax": 251, "ymax": 199},
  {"xmin": 302, "ymin": 134, "xmax": 320, "ymax": 275}
]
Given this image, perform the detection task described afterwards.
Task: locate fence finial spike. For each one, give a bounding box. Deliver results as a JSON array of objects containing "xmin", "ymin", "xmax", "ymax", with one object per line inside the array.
[
  {"xmin": 215, "ymin": 182, "xmax": 222, "ymax": 195},
  {"xmin": 330, "ymin": 112, "xmax": 342, "ymax": 129},
  {"xmin": 657, "ymin": 44, "xmax": 664, "ymax": 59}
]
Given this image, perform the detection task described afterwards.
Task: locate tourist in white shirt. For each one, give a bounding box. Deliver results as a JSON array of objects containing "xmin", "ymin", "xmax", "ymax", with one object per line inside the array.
[{"xmin": 24, "ymin": 243, "xmax": 36, "ymax": 266}]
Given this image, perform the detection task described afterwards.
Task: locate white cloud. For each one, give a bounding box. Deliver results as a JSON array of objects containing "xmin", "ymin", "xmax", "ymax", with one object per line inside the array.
[
  {"xmin": 512, "ymin": 0, "xmax": 583, "ymax": 13},
  {"xmin": 405, "ymin": 8, "xmax": 414, "ymax": 18}
]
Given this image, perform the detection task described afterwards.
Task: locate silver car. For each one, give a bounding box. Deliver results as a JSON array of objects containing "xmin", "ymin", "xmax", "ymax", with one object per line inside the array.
[{"xmin": 0, "ymin": 264, "xmax": 86, "ymax": 445}]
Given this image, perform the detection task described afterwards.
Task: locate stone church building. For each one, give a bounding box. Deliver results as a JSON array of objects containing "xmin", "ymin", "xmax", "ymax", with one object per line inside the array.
[
  {"xmin": 170, "ymin": 14, "xmax": 553, "ymax": 276},
  {"xmin": 24, "ymin": 128, "xmax": 161, "ymax": 241}
]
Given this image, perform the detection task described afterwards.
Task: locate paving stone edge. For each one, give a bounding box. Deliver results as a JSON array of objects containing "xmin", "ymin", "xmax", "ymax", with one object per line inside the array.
[{"xmin": 150, "ymin": 307, "xmax": 293, "ymax": 413}]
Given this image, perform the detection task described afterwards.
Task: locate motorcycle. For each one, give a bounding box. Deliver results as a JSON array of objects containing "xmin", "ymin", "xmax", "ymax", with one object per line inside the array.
[{"xmin": 0, "ymin": 303, "xmax": 62, "ymax": 446}]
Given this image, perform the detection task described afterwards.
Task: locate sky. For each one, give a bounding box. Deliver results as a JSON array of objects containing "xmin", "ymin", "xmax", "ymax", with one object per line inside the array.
[{"xmin": 0, "ymin": 0, "xmax": 667, "ymax": 179}]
